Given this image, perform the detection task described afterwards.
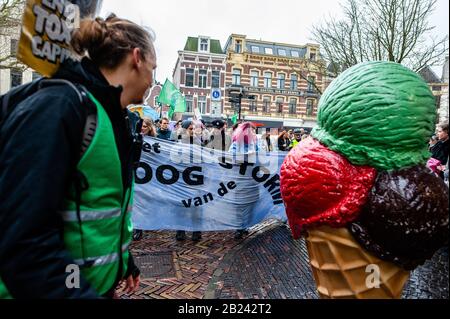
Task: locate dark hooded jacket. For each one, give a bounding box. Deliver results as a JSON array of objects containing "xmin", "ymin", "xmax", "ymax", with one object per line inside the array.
[{"xmin": 0, "ymin": 58, "xmax": 140, "ymax": 298}]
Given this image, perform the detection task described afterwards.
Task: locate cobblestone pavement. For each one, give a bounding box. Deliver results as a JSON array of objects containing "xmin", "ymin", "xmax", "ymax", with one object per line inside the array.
[
  {"xmin": 120, "ymin": 220, "xmax": 449, "ymax": 299},
  {"xmin": 118, "ymin": 221, "xmax": 276, "ymax": 299},
  {"xmin": 208, "ymin": 222, "xmax": 449, "ymax": 299}
]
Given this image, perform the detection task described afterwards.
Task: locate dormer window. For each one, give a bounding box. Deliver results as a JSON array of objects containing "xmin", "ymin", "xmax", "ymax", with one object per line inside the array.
[
  {"xmin": 200, "ymin": 38, "xmax": 209, "ymax": 52},
  {"xmin": 235, "ymin": 40, "xmax": 242, "ymax": 53}
]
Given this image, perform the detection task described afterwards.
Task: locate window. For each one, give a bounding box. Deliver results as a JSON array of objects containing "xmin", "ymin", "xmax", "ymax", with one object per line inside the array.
[
  {"xmin": 307, "ymin": 76, "xmax": 316, "ymax": 92},
  {"xmin": 211, "ymin": 70, "xmax": 220, "ymax": 88},
  {"xmin": 277, "ymin": 73, "xmax": 285, "ymax": 89},
  {"xmin": 289, "ymin": 98, "xmax": 297, "ymax": 114},
  {"xmin": 200, "ymin": 38, "xmax": 208, "ymax": 52},
  {"xmin": 10, "ymin": 39, "xmax": 18, "ymax": 55},
  {"xmin": 276, "ymin": 97, "xmax": 283, "ymax": 113},
  {"xmin": 264, "ymin": 47, "xmax": 273, "ymax": 55},
  {"xmin": 10, "ymin": 69, "xmax": 22, "ymax": 88},
  {"xmin": 185, "ymin": 95, "xmax": 193, "ymax": 112},
  {"xmin": 263, "ymin": 97, "xmax": 271, "ymax": 113},
  {"xmin": 306, "ymin": 99, "xmax": 314, "ymax": 116},
  {"xmin": 310, "ymin": 52, "xmax": 316, "ymax": 61},
  {"xmin": 250, "ymin": 70, "xmax": 259, "ymax": 87},
  {"xmin": 291, "ymin": 51, "xmax": 299, "ymax": 58},
  {"xmin": 32, "ymin": 71, "xmax": 41, "ymax": 81},
  {"xmin": 198, "ymin": 69, "xmax": 207, "ymax": 88},
  {"xmin": 235, "ymin": 40, "xmax": 242, "ymax": 53},
  {"xmin": 232, "ymin": 69, "xmax": 241, "ymax": 85},
  {"xmin": 251, "ymin": 46, "xmax": 260, "ymax": 53},
  {"xmin": 432, "ymin": 85, "xmax": 441, "ymax": 91},
  {"xmin": 290, "ymin": 74, "xmax": 298, "ymax": 90},
  {"xmin": 249, "ymin": 100, "xmax": 257, "ymax": 112},
  {"xmin": 198, "ymin": 96, "xmax": 207, "ymax": 114},
  {"xmin": 278, "ymin": 49, "xmax": 286, "ymax": 56},
  {"xmin": 264, "ymin": 72, "xmax": 272, "ymax": 88},
  {"xmin": 185, "ymin": 68, "xmax": 194, "ymax": 87}
]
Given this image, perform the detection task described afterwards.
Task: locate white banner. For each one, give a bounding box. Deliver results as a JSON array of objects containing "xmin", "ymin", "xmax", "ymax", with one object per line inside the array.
[{"xmin": 132, "ymin": 137, "xmax": 288, "ymax": 231}]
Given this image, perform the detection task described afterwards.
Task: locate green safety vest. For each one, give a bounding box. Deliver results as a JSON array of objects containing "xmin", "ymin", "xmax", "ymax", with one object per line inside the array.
[
  {"xmin": 289, "ymin": 139, "xmax": 300, "ymax": 149},
  {"xmin": 0, "ymin": 92, "xmax": 134, "ymax": 298}
]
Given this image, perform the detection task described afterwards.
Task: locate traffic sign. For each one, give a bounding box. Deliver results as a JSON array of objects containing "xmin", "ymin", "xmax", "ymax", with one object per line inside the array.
[{"xmin": 211, "ymin": 88, "xmax": 221, "ymax": 101}]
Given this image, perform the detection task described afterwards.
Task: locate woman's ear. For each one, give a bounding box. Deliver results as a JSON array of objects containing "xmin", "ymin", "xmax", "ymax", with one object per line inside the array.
[{"xmin": 132, "ymin": 48, "xmax": 143, "ymax": 68}]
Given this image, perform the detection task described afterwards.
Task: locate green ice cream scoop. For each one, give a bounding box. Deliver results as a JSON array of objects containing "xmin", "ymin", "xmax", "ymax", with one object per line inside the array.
[{"xmin": 311, "ymin": 61, "xmax": 436, "ymax": 171}]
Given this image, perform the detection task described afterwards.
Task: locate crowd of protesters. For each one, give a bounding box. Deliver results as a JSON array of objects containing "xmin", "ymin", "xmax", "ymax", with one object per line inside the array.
[
  {"xmin": 131, "ymin": 116, "xmax": 312, "ymax": 241},
  {"xmin": 136, "ymin": 115, "xmax": 310, "ymax": 153}
]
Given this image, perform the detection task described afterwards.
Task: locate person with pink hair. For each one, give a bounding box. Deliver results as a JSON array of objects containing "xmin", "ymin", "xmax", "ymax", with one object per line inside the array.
[
  {"xmin": 228, "ymin": 122, "xmax": 260, "ymax": 239},
  {"xmin": 229, "ymin": 122, "xmax": 259, "ymax": 154}
]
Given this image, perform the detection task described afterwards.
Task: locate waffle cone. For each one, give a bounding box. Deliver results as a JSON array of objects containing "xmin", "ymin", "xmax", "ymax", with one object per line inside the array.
[{"xmin": 306, "ymin": 226, "xmax": 410, "ymax": 299}]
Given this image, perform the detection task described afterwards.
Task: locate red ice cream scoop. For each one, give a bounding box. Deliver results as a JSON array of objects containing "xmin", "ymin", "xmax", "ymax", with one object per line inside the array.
[{"xmin": 280, "ymin": 138, "xmax": 377, "ymax": 239}]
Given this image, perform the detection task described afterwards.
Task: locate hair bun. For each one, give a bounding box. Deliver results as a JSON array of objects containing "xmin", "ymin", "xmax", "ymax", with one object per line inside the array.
[
  {"xmin": 70, "ymin": 13, "xmax": 155, "ymax": 69},
  {"xmin": 71, "ymin": 17, "xmax": 108, "ymax": 56}
]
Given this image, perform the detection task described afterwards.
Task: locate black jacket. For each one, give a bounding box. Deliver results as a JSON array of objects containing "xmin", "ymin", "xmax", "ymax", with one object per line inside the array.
[
  {"xmin": 431, "ymin": 139, "xmax": 449, "ymax": 166},
  {"xmin": 156, "ymin": 128, "xmax": 172, "ymax": 140},
  {"xmin": 0, "ymin": 58, "xmax": 139, "ymax": 298}
]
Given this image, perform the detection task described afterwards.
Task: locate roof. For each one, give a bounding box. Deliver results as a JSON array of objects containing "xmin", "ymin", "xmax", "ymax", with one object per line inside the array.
[
  {"xmin": 245, "ymin": 41, "xmax": 307, "ymax": 59},
  {"xmin": 418, "ymin": 66, "xmax": 441, "ymax": 83},
  {"xmin": 223, "ymin": 35, "xmax": 319, "ymax": 59},
  {"xmin": 183, "ymin": 37, "xmax": 224, "ymax": 54}
]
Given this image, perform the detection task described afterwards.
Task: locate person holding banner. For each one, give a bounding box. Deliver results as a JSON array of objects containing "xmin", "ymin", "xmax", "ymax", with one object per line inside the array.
[
  {"xmin": 229, "ymin": 122, "xmax": 260, "ymax": 239},
  {"xmin": 0, "ymin": 14, "xmax": 157, "ymax": 298},
  {"xmin": 141, "ymin": 117, "xmax": 157, "ymax": 137},
  {"xmin": 205, "ymin": 119, "xmax": 231, "ymax": 151},
  {"xmin": 175, "ymin": 120, "xmax": 203, "ymax": 241}
]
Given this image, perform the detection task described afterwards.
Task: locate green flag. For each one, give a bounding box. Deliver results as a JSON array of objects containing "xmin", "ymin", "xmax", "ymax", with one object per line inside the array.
[
  {"xmin": 158, "ymin": 79, "xmax": 186, "ymax": 111},
  {"xmin": 231, "ymin": 113, "xmax": 238, "ymax": 124},
  {"xmin": 168, "ymin": 108, "xmax": 174, "ymax": 120},
  {"xmin": 173, "ymin": 94, "xmax": 186, "ymax": 113}
]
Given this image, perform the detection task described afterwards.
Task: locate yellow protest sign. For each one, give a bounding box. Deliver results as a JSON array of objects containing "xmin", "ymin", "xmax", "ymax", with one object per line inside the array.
[{"xmin": 17, "ymin": 0, "xmax": 102, "ymax": 77}]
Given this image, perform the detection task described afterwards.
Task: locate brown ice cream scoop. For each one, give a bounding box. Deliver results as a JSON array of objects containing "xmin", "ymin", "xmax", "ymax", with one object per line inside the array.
[{"xmin": 349, "ymin": 165, "xmax": 449, "ymax": 270}]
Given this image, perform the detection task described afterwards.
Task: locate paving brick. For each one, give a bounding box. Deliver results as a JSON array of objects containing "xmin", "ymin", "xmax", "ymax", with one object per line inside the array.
[{"xmin": 122, "ymin": 221, "xmax": 448, "ymax": 299}]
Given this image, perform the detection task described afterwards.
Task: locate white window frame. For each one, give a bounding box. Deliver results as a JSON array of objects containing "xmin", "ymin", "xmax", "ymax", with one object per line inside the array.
[
  {"xmin": 290, "ymin": 74, "xmax": 298, "ymax": 90},
  {"xmin": 250, "ymin": 70, "xmax": 259, "ymax": 87},
  {"xmin": 276, "ymin": 97, "xmax": 284, "ymax": 113},
  {"xmin": 264, "ymin": 71, "xmax": 272, "ymax": 88},
  {"xmin": 198, "ymin": 69, "xmax": 207, "ymax": 88},
  {"xmin": 235, "ymin": 40, "xmax": 242, "ymax": 53},
  {"xmin": 185, "ymin": 68, "xmax": 194, "ymax": 87},
  {"xmin": 306, "ymin": 99, "xmax": 315, "ymax": 115},
  {"xmin": 185, "ymin": 95, "xmax": 193, "ymax": 112},
  {"xmin": 262, "ymin": 97, "xmax": 271, "ymax": 113},
  {"xmin": 198, "ymin": 96, "xmax": 207, "ymax": 114},
  {"xmin": 307, "ymin": 76, "xmax": 316, "ymax": 92},
  {"xmin": 289, "ymin": 98, "xmax": 297, "ymax": 114},
  {"xmin": 264, "ymin": 47, "xmax": 273, "ymax": 55},
  {"xmin": 278, "ymin": 49, "xmax": 286, "ymax": 56},
  {"xmin": 211, "ymin": 70, "xmax": 220, "ymax": 88},
  {"xmin": 232, "ymin": 68, "xmax": 241, "ymax": 85},
  {"xmin": 291, "ymin": 51, "xmax": 299, "ymax": 58},
  {"xmin": 277, "ymin": 73, "xmax": 286, "ymax": 89},
  {"xmin": 251, "ymin": 46, "xmax": 260, "ymax": 53},
  {"xmin": 199, "ymin": 38, "xmax": 209, "ymax": 52}
]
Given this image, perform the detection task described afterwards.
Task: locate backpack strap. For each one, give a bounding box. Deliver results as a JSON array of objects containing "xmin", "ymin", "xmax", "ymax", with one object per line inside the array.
[{"xmin": 38, "ymin": 79, "xmax": 97, "ymax": 159}]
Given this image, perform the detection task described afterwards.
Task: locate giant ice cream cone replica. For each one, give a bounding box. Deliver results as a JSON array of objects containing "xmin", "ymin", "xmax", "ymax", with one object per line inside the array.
[
  {"xmin": 280, "ymin": 62, "xmax": 449, "ymax": 299},
  {"xmin": 306, "ymin": 226, "xmax": 410, "ymax": 299}
]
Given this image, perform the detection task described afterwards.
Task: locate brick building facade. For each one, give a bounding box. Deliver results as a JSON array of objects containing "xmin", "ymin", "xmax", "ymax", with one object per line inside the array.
[
  {"xmin": 172, "ymin": 36, "xmax": 227, "ymax": 120},
  {"xmin": 223, "ymin": 34, "xmax": 328, "ymax": 129}
]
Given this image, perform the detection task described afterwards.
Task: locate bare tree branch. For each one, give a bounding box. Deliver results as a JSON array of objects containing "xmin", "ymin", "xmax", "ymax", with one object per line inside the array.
[
  {"xmin": 0, "ymin": 0, "xmax": 26, "ymax": 70},
  {"xmin": 312, "ymin": 0, "xmax": 448, "ymax": 74}
]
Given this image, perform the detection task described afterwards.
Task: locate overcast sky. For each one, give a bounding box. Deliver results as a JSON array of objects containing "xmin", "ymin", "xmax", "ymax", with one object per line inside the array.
[{"xmin": 100, "ymin": 0, "xmax": 449, "ymax": 81}]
